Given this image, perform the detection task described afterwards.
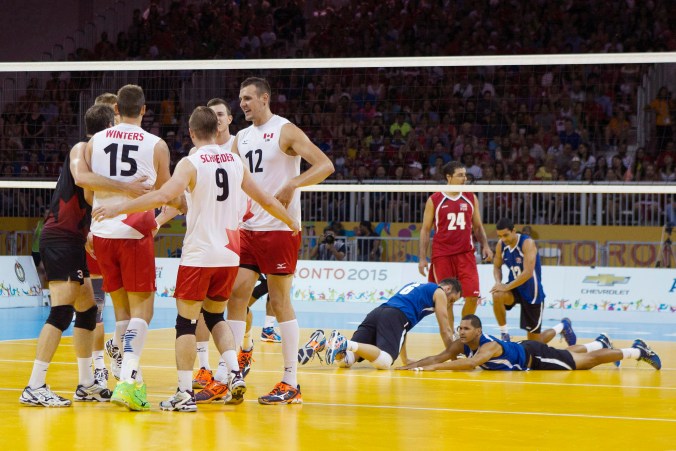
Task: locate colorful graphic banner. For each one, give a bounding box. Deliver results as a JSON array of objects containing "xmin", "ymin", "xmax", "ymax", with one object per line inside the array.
[{"xmin": 0, "ymin": 257, "xmax": 41, "ymax": 308}]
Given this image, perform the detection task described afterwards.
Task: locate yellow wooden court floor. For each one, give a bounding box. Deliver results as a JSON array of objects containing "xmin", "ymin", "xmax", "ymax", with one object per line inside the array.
[{"xmin": 0, "ymin": 328, "xmax": 674, "ymax": 451}]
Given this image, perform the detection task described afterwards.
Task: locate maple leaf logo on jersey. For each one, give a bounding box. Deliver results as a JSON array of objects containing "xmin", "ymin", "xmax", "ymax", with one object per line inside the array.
[
  {"xmin": 56, "ymin": 196, "xmax": 89, "ymax": 235},
  {"xmin": 225, "ymin": 228, "xmax": 241, "ymax": 254},
  {"xmin": 122, "ymin": 211, "xmax": 157, "ymax": 235},
  {"xmin": 263, "ymin": 133, "xmax": 274, "ymax": 142}
]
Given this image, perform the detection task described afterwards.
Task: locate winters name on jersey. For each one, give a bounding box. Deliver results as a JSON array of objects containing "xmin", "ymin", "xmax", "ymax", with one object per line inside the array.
[{"xmin": 104, "ymin": 129, "xmax": 145, "ymax": 141}]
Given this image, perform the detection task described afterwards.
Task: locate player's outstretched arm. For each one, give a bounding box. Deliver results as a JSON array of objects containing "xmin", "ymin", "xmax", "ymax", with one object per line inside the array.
[
  {"xmin": 413, "ymin": 342, "xmax": 500, "ymax": 372},
  {"xmin": 241, "ymin": 167, "xmax": 300, "ymax": 233},
  {"xmin": 433, "ymin": 288, "xmax": 455, "ymax": 348},
  {"xmin": 396, "ymin": 340, "xmax": 463, "ymax": 370},
  {"xmin": 92, "ymin": 158, "xmax": 194, "ymax": 220},
  {"xmin": 472, "ymin": 196, "xmax": 493, "ymax": 262}
]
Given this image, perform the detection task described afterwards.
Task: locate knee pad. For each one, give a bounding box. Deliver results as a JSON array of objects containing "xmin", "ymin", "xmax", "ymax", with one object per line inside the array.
[
  {"xmin": 175, "ymin": 315, "xmax": 198, "ymax": 338},
  {"xmin": 372, "ymin": 351, "xmax": 393, "ymax": 370},
  {"xmin": 252, "ymin": 279, "xmax": 268, "ymax": 300},
  {"xmin": 46, "ymin": 304, "xmax": 75, "ymax": 332},
  {"xmin": 74, "ymin": 305, "xmax": 98, "ymax": 331},
  {"xmin": 202, "ymin": 310, "xmax": 225, "ymax": 332}
]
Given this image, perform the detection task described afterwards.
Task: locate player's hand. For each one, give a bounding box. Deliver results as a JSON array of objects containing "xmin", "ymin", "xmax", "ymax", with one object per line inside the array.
[
  {"xmin": 85, "ymin": 232, "xmax": 95, "ymax": 257},
  {"xmin": 128, "ymin": 176, "xmax": 153, "ymax": 198},
  {"xmin": 92, "ymin": 205, "xmax": 121, "ymax": 221},
  {"xmin": 288, "ymin": 220, "xmax": 301, "ymax": 235},
  {"xmin": 418, "ymin": 260, "xmax": 428, "ymax": 276},
  {"xmin": 274, "ymin": 181, "xmax": 297, "ymax": 208},
  {"xmin": 482, "ymin": 247, "xmax": 494, "ymax": 262},
  {"xmin": 490, "ymin": 283, "xmax": 509, "ymax": 294}
]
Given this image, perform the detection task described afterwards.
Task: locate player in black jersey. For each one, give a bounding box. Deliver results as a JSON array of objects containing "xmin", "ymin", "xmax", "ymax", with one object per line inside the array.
[{"xmin": 20, "ymin": 105, "xmax": 148, "ymax": 407}]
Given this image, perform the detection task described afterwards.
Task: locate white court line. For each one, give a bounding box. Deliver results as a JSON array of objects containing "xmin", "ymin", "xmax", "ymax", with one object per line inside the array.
[
  {"xmin": 0, "ymin": 386, "xmax": 672, "ymax": 424},
  {"xmin": 0, "ymin": 358, "xmax": 673, "ymax": 390}
]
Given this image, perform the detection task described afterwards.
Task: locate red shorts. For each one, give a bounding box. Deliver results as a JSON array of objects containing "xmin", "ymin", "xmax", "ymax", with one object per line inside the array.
[
  {"xmin": 174, "ymin": 266, "xmax": 238, "ymax": 302},
  {"xmin": 239, "ymin": 229, "xmax": 301, "ymax": 275},
  {"xmin": 429, "ymin": 251, "xmax": 480, "ymax": 298},
  {"xmin": 93, "ymin": 235, "xmax": 156, "ymax": 293},
  {"xmin": 86, "ymin": 252, "xmax": 101, "ymax": 276}
]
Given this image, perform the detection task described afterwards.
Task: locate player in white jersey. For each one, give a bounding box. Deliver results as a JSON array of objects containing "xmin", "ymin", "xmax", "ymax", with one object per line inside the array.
[
  {"xmin": 84, "ymin": 84, "xmax": 171, "ymax": 411},
  {"xmin": 227, "ymin": 77, "xmax": 334, "ymax": 405},
  {"xmin": 93, "ymin": 106, "xmax": 300, "ymax": 411},
  {"xmin": 191, "ymin": 98, "xmax": 283, "ymax": 392}
]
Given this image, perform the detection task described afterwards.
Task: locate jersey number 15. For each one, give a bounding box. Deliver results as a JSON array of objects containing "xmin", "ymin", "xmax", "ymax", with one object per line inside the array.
[{"xmin": 103, "ymin": 143, "xmax": 138, "ymax": 177}]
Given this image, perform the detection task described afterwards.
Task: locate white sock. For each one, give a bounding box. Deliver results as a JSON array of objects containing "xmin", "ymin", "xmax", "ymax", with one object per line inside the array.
[
  {"xmin": 28, "ymin": 360, "xmax": 49, "ymax": 389},
  {"xmin": 177, "ymin": 370, "xmax": 192, "ymax": 392},
  {"xmin": 552, "ymin": 323, "xmax": 564, "ymax": 334},
  {"xmin": 214, "ymin": 360, "xmax": 229, "ymax": 383},
  {"xmin": 78, "ymin": 357, "xmax": 95, "ymax": 387},
  {"xmin": 120, "ymin": 318, "xmax": 148, "ymax": 382},
  {"xmin": 264, "ymin": 315, "xmax": 275, "ymax": 328},
  {"xmin": 196, "ymin": 341, "xmax": 210, "ymax": 370},
  {"xmin": 114, "ymin": 320, "xmax": 129, "ymax": 349},
  {"xmin": 583, "ymin": 341, "xmax": 603, "ymax": 352},
  {"xmin": 227, "ymin": 320, "xmax": 247, "ymax": 351},
  {"xmin": 279, "ymin": 319, "xmax": 299, "ymax": 387},
  {"xmin": 621, "ymin": 348, "xmax": 640, "ymax": 360},
  {"xmin": 222, "ymin": 350, "xmax": 239, "ymax": 373},
  {"xmin": 499, "ymin": 325, "xmax": 509, "ymax": 333},
  {"xmin": 347, "ymin": 340, "xmax": 359, "ymax": 352},
  {"xmin": 92, "ymin": 350, "xmax": 106, "ymax": 370}
]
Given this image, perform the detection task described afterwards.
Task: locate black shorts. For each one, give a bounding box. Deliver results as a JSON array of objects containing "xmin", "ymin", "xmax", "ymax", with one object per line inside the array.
[
  {"xmin": 350, "ymin": 305, "xmax": 409, "ymax": 362},
  {"xmin": 521, "ymin": 340, "xmax": 576, "ymax": 370},
  {"xmin": 40, "ymin": 244, "xmax": 89, "ymax": 285},
  {"xmin": 505, "ymin": 290, "xmax": 544, "ymax": 334}
]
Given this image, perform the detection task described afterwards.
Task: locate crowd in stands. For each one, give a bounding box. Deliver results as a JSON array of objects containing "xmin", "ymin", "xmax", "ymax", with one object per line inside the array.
[{"xmin": 1, "ymin": 0, "xmax": 675, "ymax": 189}]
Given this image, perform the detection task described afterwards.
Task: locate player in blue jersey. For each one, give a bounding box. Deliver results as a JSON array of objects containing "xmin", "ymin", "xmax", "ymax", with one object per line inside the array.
[
  {"xmin": 398, "ymin": 314, "xmax": 662, "ymax": 371},
  {"xmin": 491, "ymin": 217, "xmax": 576, "ymax": 344},
  {"xmin": 298, "ymin": 279, "xmax": 462, "ymax": 370}
]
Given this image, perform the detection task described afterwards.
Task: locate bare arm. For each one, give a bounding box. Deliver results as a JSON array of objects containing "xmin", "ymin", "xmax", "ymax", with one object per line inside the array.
[
  {"xmin": 492, "ymin": 240, "xmax": 504, "ymax": 285},
  {"xmin": 472, "ymin": 195, "xmax": 493, "ymax": 261},
  {"xmin": 153, "ymin": 139, "xmax": 172, "ymax": 189},
  {"xmin": 92, "ymin": 159, "xmax": 194, "ymax": 220},
  {"xmin": 418, "ymin": 197, "xmax": 435, "ymax": 276},
  {"xmin": 241, "ymin": 166, "xmax": 300, "ymax": 232},
  {"xmin": 433, "ymin": 288, "xmax": 454, "ymax": 348},
  {"xmin": 275, "ymin": 123, "xmax": 334, "ymax": 205},
  {"xmin": 416, "ymin": 341, "xmax": 502, "ymax": 371},
  {"xmin": 73, "ymin": 141, "xmax": 151, "ymax": 196},
  {"xmin": 397, "ymin": 339, "xmax": 464, "ymax": 370}
]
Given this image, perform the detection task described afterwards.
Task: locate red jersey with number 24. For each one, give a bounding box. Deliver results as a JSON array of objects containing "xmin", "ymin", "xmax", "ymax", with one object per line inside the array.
[{"xmin": 429, "ymin": 191, "xmax": 475, "ymax": 257}]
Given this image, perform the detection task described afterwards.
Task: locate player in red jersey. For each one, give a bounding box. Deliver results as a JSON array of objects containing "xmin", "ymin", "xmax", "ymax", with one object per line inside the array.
[{"xmin": 418, "ymin": 161, "xmax": 493, "ymax": 334}]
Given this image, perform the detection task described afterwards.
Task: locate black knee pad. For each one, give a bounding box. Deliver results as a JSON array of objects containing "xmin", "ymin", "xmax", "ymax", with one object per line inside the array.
[
  {"xmin": 175, "ymin": 315, "xmax": 198, "ymax": 338},
  {"xmin": 74, "ymin": 305, "xmax": 98, "ymax": 331},
  {"xmin": 202, "ymin": 310, "xmax": 225, "ymax": 332},
  {"xmin": 46, "ymin": 304, "xmax": 75, "ymax": 332},
  {"xmin": 252, "ymin": 278, "xmax": 268, "ymax": 300}
]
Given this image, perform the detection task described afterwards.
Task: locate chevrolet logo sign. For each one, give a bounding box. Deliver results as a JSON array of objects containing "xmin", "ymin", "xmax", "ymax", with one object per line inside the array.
[{"xmin": 583, "ymin": 274, "xmax": 630, "ymax": 286}]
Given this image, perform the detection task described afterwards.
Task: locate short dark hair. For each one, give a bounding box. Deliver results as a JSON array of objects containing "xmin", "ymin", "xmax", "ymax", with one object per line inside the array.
[
  {"xmin": 188, "ymin": 106, "xmax": 218, "ymax": 140},
  {"xmin": 94, "ymin": 92, "xmax": 117, "ymax": 107},
  {"xmin": 207, "ymin": 98, "xmax": 232, "ymax": 115},
  {"xmin": 442, "ymin": 161, "xmax": 465, "ymax": 177},
  {"xmin": 241, "ymin": 77, "xmax": 271, "ymax": 97},
  {"xmin": 116, "ymin": 84, "xmax": 145, "ymax": 118},
  {"xmin": 85, "ymin": 104, "xmax": 115, "ymax": 135},
  {"xmin": 496, "ymin": 217, "xmax": 515, "ymax": 231},
  {"xmin": 461, "ymin": 314, "xmax": 482, "ymax": 329},
  {"xmin": 439, "ymin": 278, "xmax": 462, "ymax": 294}
]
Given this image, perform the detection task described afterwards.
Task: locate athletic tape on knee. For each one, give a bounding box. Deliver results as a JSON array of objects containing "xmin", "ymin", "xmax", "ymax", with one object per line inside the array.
[
  {"xmin": 175, "ymin": 315, "xmax": 198, "ymax": 338},
  {"xmin": 74, "ymin": 305, "xmax": 98, "ymax": 331},
  {"xmin": 46, "ymin": 304, "xmax": 75, "ymax": 332},
  {"xmin": 202, "ymin": 310, "xmax": 225, "ymax": 332},
  {"xmin": 372, "ymin": 351, "xmax": 394, "ymax": 370}
]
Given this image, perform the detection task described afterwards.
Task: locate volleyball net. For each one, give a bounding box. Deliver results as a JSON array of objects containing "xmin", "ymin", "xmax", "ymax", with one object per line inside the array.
[{"xmin": 0, "ymin": 55, "xmax": 675, "ymax": 268}]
